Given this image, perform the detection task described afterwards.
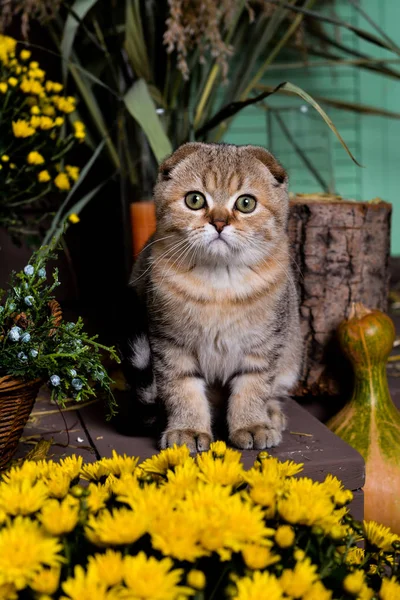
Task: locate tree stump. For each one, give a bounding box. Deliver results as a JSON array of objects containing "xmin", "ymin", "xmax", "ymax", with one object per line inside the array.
[{"xmin": 288, "ymin": 196, "xmax": 392, "ymax": 397}]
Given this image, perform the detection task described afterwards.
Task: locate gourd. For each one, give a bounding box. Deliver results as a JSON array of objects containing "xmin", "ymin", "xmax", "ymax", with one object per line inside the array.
[{"xmin": 327, "ymin": 303, "xmax": 400, "ymax": 532}]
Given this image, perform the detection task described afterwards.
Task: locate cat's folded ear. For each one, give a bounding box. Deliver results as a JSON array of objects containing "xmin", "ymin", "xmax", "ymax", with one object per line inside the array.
[
  {"xmin": 244, "ymin": 146, "xmax": 288, "ymax": 186},
  {"xmin": 159, "ymin": 143, "xmax": 203, "ymax": 181}
]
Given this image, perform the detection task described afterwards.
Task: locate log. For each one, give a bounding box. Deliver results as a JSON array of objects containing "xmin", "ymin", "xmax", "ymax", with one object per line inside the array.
[{"xmin": 288, "ymin": 196, "xmax": 392, "ymax": 397}]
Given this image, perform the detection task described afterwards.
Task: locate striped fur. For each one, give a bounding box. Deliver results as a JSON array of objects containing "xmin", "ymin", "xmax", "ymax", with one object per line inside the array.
[{"xmin": 125, "ymin": 143, "xmax": 302, "ymax": 451}]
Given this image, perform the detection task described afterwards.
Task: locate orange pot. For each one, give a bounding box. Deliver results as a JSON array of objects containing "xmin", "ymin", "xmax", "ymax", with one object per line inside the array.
[{"xmin": 130, "ymin": 201, "xmax": 156, "ymax": 258}]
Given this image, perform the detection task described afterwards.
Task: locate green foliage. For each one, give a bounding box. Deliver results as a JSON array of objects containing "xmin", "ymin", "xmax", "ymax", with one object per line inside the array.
[{"xmin": 0, "ymin": 242, "xmax": 119, "ymax": 415}]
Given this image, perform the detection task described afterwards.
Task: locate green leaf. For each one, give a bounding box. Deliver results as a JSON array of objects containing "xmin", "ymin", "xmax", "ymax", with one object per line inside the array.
[
  {"xmin": 123, "ymin": 79, "xmax": 172, "ymax": 163},
  {"xmin": 124, "ymin": 0, "xmax": 152, "ymax": 81},
  {"xmin": 43, "ymin": 140, "xmax": 106, "ymax": 245},
  {"xmin": 61, "ymin": 0, "xmax": 100, "ymax": 80},
  {"xmin": 51, "ymin": 176, "xmax": 113, "ymax": 246},
  {"xmin": 196, "ymin": 81, "xmax": 361, "ymax": 166}
]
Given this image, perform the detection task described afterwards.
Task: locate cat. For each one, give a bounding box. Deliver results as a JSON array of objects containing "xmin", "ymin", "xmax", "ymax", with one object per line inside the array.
[{"xmin": 121, "ymin": 142, "xmax": 302, "ymax": 452}]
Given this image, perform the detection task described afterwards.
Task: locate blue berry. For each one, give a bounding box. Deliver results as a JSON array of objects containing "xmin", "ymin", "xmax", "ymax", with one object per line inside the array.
[
  {"xmin": 66, "ymin": 322, "xmax": 75, "ymax": 330},
  {"xmin": 21, "ymin": 332, "xmax": 31, "ymax": 343},
  {"xmin": 38, "ymin": 268, "xmax": 46, "ymax": 278},
  {"xmin": 8, "ymin": 326, "xmax": 22, "ymax": 342},
  {"xmin": 69, "ymin": 369, "xmax": 77, "ymax": 377},
  {"xmin": 50, "ymin": 375, "xmax": 61, "ymax": 386},
  {"xmin": 23, "ymin": 265, "xmax": 34, "ymax": 276},
  {"xmin": 30, "ymin": 349, "xmax": 38, "ymax": 358},
  {"xmin": 24, "ymin": 296, "xmax": 34, "ymax": 307},
  {"xmin": 8, "ymin": 303, "xmax": 15, "ymax": 311},
  {"xmin": 18, "ymin": 352, "xmax": 28, "ymax": 362},
  {"xmin": 94, "ymin": 370, "xmax": 105, "ymax": 381},
  {"xmin": 71, "ymin": 378, "xmax": 83, "ymax": 391}
]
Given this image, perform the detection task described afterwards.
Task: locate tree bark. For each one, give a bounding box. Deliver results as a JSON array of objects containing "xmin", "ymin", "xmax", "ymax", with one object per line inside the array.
[{"xmin": 288, "ymin": 197, "xmax": 392, "ymax": 397}]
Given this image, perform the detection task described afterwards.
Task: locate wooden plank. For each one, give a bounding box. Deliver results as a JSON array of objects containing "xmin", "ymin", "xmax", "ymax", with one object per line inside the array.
[{"xmin": 79, "ymin": 397, "xmax": 365, "ymax": 491}]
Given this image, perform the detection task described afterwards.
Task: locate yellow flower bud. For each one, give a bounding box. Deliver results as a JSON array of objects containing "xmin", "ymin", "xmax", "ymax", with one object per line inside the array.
[
  {"xmin": 0, "ymin": 82, "xmax": 8, "ymax": 94},
  {"xmin": 30, "ymin": 105, "xmax": 40, "ymax": 115},
  {"xmin": 20, "ymin": 49, "xmax": 31, "ymax": 61},
  {"xmin": 1, "ymin": 155, "xmax": 9, "ymax": 162},
  {"xmin": 187, "ymin": 570, "xmax": 206, "ymax": 590},
  {"xmin": 68, "ymin": 213, "xmax": 80, "ymax": 224},
  {"xmin": 8, "ymin": 77, "xmax": 18, "ymax": 87},
  {"xmin": 54, "ymin": 172, "xmax": 70, "ymax": 191},
  {"xmin": 38, "ymin": 170, "xmax": 51, "ymax": 183},
  {"xmin": 27, "ymin": 151, "xmax": 45, "ymax": 165},
  {"xmin": 54, "ymin": 116, "xmax": 64, "ymax": 127},
  {"xmin": 29, "ymin": 61, "xmax": 39, "ymax": 69},
  {"xmin": 275, "ymin": 525, "xmax": 295, "ymax": 548}
]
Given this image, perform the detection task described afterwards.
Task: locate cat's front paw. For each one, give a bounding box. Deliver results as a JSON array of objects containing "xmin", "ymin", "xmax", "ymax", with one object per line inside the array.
[
  {"xmin": 160, "ymin": 429, "xmax": 212, "ymax": 453},
  {"xmin": 229, "ymin": 424, "xmax": 284, "ymax": 450}
]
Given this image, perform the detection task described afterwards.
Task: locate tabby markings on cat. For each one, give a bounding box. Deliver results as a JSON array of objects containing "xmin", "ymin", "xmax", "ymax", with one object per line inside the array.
[{"xmin": 122, "ymin": 142, "xmax": 302, "ymax": 452}]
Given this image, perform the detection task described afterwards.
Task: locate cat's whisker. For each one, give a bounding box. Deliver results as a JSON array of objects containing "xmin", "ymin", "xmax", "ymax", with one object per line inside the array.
[{"xmin": 131, "ymin": 238, "xmax": 189, "ymax": 284}]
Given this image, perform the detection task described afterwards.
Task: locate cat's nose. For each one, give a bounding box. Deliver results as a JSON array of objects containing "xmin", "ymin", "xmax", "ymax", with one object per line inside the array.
[{"xmin": 211, "ymin": 219, "xmax": 227, "ymax": 233}]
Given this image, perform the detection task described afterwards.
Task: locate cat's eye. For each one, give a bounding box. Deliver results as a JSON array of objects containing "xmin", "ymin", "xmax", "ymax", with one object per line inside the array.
[
  {"xmin": 235, "ymin": 195, "xmax": 257, "ymax": 214},
  {"xmin": 185, "ymin": 191, "xmax": 206, "ymax": 210}
]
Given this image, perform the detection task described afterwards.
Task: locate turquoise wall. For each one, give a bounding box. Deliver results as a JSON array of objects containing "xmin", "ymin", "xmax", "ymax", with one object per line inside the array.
[{"xmin": 224, "ymin": 1, "xmax": 400, "ymax": 254}]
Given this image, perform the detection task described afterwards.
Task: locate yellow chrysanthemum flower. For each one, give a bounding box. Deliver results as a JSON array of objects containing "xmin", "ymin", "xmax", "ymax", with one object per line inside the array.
[
  {"xmin": 20, "ymin": 78, "xmax": 44, "ymax": 95},
  {"xmin": 196, "ymin": 451, "xmax": 245, "ymax": 486},
  {"xmin": 20, "ymin": 49, "xmax": 31, "ymax": 61},
  {"xmin": 141, "ymin": 444, "xmax": 191, "ymax": 476},
  {"xmin": 277, "ymin": 478, "xmax": 335, "ymax": 527},
  {"xmin": 73, "ymin": 120, "xmax": 86, "ymax": 140},
  {"xmin": 241, "ymin": 544, "xmax": 280, "ymax": 570},
  {"xmin": 280, "ymin": 558, "xmax": 318, "ymax": 598},
  {"xmin": 234, "ymin": 571, "xmax": 284, "ymax": 600},
  {"xmin": 343, "ymin": 571, "xmax": 365, "ymax": 595},
  {"xmin": 54, "ymin": 172, "xmax": 71, "ymax": 191},
  {"xmin": 322, "ymin": 474, "xmax": 353, "ymax": 507},
  {"xmin": 150, "ymin": 507, "xmax": 205, "ymax": 562},
  {"xmin": 40, "ymin": 496, "xmax": 80, "ymax": 536},
  {"xmin": 27, "ymin": 151, "xmax": 45, "ymax": 165},
  {"xmin": 345, "ymin": 547, "xmax": 365, "ymax": 566},
  {"xmin": 101, "ymin": 450, "xmax": 139, "ymax": 477},
  {"xmin": 58, "ymin": 455, "xmax": 83, "ymax": 480},
  {"xmin": 164, "ymin": 460, "xmax": 200, "ymax": 498},
  {"xmin": 87, "ymin": 549, "xmax": 124, "ymax": 588},
  {"xmin": 0, "ymin": 479, "xmax": 48, "ymax": 516},
  {"xmin": 29, "ymin": 61, "xmax": 39, "ymax": 69},
  {"xmin": 379, "ymin": 577, "xmax": 400, "ymax": 599},
  {"xmin": 61, "ymin": 565, "xmax": 108, "ymax": 600},
  {"xmin": 303, "ymin": 580, "xmax": 333, "ymax": 600},
  {"xmin": 123, "ymin": 552, "xmax": 192, "ymax": 600},
  {"xmin": 39, "ymin": 116, "xmax": 54, "ymax": 130},
  {"xmin": 80, "ymin": 459, "xmax": 111, "ymax": 482},
  {"xmin": 1, "ymin": 460, "xmax": 41, "ymax": 485},
  {"xmin": 0, "ymin": 516, "xmax": 63, "ymax": 591},
  {"xmin": 30, "ymin": 105, "xmax": 40, "ymax": 115},
  {"xmin": 256, "ymin": 452, "xmax": 304, "ymax": 478},
  {"xmin": 187, "ymin": 569, "xmax": 206, "ymax": 590},
  {"xmin": 363, "ymin": 520, "xmax": 399, "ymax": 552},
  {"xmin": 275, "ymin": 525, "xmax": 295, "ymax": 548},
  {"xmin": 54, "ymin": 116, "xmax": 64, "ymax": 126},
  {"xmin": 30, "ymin": 566, "xmax": 61, "ymax": 595},
  {"xmin": 65, "ymin": 165, "xmax": 80, "ymax": 182},
  {"xmin": 0, "ymin": 82, "xmax": 7, "ymax": 93},
  {"xmin": 55, "ymin": 96, "xmax": 76, "ymax": 113},
  {"xmin": 0, "ymin": 35, "xmax": 16, "ymax": 64},
  {"xmin": 1, "ymin": 155, "xmax": 9, "ymax": 162},
  {"xmin": 12, "ymin": 119, "xmax": 35, "ymax": 137},
  {"xmin": 86, "ymin": 482, "xmax": 110, "ymax": 513},
  {"xmin": 85, "ymin": 507, "xmax": 148, "ymax": 546},
  {"xmin": 38, "ymin": 170, "xmax": 51, "ymax": 183},
  {"xmin": 8, "ymin": 77, "xmax": 17, "ymax": 87}
]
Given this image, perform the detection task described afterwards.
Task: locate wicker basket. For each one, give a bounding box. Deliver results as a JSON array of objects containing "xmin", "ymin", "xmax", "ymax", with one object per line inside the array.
[{"xmin": 0, "ymin": 300, "xmax": 62, "ymax": 469}]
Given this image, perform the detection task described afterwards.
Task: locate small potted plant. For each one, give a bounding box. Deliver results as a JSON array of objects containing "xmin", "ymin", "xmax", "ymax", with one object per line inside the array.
[{"xmin": 0, "ymin": 242, "xmax": 119, "ymax": 468}]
